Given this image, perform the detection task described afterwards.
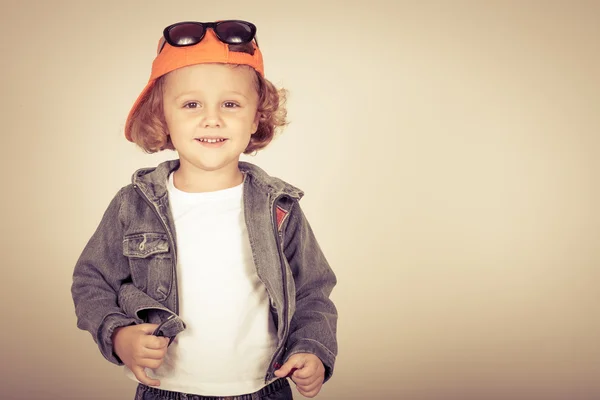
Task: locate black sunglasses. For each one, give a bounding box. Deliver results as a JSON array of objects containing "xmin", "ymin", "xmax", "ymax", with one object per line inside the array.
[{"xmin": 159, "ymin": 20, "xmax": 258, "ymax": 54}]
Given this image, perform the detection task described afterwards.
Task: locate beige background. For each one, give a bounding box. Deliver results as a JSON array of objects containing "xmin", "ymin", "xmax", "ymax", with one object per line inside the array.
[{"xmin": 1, "ymin": 0, "xmax": 599, "ymax": 399}]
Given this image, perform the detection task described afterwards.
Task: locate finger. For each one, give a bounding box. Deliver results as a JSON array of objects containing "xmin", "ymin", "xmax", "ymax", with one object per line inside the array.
[
  {"xmin": 274, "ymin": 355, "xmax": 305, "ymax": 377},
  {"xmin": 292, "ymin": 378, "xmax": 323, "ymax": 391},
  {"xmin": 132, "ymin": 365, "xmax": 160, "ymax": 387},
  {"xmin": 139, "ymin": 357, "xmax": 164, "ymax": 370},
  {"xmin": 292, "ymin": 370, "xmax": 323, "ymax": 392},
  {"xmin": 274, "ymin": 364, "xmax": 297, "ymax": 377},
  {"xmin": 291, "ymin": 374, "xmax": 315, "ymax": 386},
  {"xmin": 138, "ymin": 324, "xmax": 160, "ymax": 335},
  {"xmin": 298, "ymin": 389, "xmax": 319, "ymax": 398},
  {"xmin": 292, "ymin": 365, "xmax": 316, "ymax": 379},
  {"xmin": 144, "ymin": 335, "xmax": 170, "ymax": 350},
  {"xmin": 274, "ymin": 365, "xmax": 298, "ymax": 378},
  {"xmin": 139, "ymin": 348, "xmax": 167, "ymax": 360},
  {"xmin": 297, "ymin": 387, "xmax": 317, "ymax": 398},
  {"xmin": 297, "ymin": 384, "xmax": 322, "ymax": 398}
]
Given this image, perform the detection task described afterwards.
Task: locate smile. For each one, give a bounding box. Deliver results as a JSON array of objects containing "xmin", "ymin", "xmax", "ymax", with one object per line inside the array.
[{"xmin": 195, "ymin": 138, "xmax": 227, "ymax": 143}]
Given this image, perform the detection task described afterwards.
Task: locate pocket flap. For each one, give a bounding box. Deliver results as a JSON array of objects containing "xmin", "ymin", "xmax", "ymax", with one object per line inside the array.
[{"xmin": 123, "ymin": 233, "xmax": 169, "ymax": 258}]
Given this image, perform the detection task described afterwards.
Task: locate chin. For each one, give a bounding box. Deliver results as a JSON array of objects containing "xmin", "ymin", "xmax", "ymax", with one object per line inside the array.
[{"xmin": 194, "ymin": 160, "xmax": 237, "ymax": 173}]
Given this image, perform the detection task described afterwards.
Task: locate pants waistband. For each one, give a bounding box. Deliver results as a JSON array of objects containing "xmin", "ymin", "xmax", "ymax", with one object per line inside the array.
[{"xmin": 137, "ymin": 378, "xmax": 288, "ymax": 400}]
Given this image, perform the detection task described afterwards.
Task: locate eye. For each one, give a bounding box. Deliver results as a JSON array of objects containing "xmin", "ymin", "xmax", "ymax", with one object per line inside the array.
[
  {"xmin": 183, "ymin": 102, "xmax": 200, "ymax": 109},
  {"xmin": 223, "ymin": 101, "xmax": 240, "ymax": 108}
]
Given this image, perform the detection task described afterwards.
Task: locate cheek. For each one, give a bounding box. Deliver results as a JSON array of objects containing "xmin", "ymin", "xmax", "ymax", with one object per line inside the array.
[
  {"xmin": 162, "ymin": 108, "xmax": 176, "ymax": 131},
  {"xmin": 165, "ymin": 113, "xmax": 197, "ymax": 133},
  {"xmin": 217, "ymin": 114, "xmax": 240, "ymax": 128},
  {"xmin": 230, "ymin": 111, "xmax": 258, "ymax": 128}
]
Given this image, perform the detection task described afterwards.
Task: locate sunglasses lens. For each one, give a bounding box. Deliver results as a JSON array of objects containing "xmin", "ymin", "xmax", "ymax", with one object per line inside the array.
[
  {"xmin": 167, "ymin": 23, "xmax": 205, "ymax": 46},
  {"xmin": 215, "ymin": 21, "xmax": 255, "ymax": 44}
]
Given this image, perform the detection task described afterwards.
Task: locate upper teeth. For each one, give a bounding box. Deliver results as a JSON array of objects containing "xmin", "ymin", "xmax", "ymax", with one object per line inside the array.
[{"xmin": 198, "ymin": 138, "xmax": 225, "ymax": 143}]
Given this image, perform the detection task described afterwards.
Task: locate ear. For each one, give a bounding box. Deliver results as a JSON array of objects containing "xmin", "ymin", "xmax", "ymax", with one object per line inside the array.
[{"xmin": 251, "ymin": 112, "xmax": 261, "ymax": 135}]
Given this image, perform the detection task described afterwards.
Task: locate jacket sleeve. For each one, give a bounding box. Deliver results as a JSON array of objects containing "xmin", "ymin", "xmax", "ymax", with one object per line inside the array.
[
  {"xmin": 282, "ymin": 201, "xmax": 338, "ymax": 382},
  {"xmin": 71, "ymin": 188, "xmax": 138, "ymax": 365}
]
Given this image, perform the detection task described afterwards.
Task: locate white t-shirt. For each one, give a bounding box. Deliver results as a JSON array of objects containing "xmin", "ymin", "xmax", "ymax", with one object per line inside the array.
[{"xmin": 125, "ymin": 173, "xmax": 278, "ymax": 395}]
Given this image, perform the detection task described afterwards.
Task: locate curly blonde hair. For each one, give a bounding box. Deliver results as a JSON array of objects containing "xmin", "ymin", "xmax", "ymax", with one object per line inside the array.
[{"xmin": 128, "ymin": 43, "xmax": 288, "ymax": 154}]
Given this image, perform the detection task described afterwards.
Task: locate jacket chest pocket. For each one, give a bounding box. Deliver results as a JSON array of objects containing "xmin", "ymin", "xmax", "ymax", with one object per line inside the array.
[{"xmin": 123, "ymin": 233, "xmax": 171, "ymax": 301}]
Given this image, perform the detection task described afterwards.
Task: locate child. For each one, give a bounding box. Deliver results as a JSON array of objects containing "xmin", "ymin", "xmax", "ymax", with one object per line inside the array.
[{"xmin": 71, "ymin": 20, "xmax": 338, "ymax": 400}]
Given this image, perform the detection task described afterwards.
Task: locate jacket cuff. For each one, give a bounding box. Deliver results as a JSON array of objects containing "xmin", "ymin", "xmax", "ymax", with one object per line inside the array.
[
  {"xmin": 284, "ymin": 339, "xmax": 337, "ymax": 383},
  {"xmin": 97, "ymin": 313, "xmax": 138, "ymax": 365}
]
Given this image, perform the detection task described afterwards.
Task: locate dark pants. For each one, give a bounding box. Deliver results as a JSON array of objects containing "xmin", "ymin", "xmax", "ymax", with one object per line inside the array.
[{"xmin": 135, "ymin": 378, "xmax": 293, "ymax": 400}]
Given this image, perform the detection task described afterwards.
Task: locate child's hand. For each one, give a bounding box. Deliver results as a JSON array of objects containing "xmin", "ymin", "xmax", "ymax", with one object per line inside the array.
[
  {"xmin": 112, "ymin": 324, "xmax": 169, "ymax": 387},
  {"xmin": 274, "ymin": 353, "xmax": 325, "ymax": 398}
]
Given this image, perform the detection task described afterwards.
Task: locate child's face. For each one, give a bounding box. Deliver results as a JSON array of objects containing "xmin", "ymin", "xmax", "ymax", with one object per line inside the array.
[{"xmin": 162, "ymin": 63, "xmax": 260, "ymax": 176}]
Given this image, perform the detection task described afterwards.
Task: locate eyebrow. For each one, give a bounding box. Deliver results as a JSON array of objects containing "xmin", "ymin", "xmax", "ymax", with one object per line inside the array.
[
  {"xmin": 225, "ymin": 91, "xmax": 250, "ymax": 100},
  {"xmin": 173, "ymin": 90, "xmax": 250, "ymax": 102}
]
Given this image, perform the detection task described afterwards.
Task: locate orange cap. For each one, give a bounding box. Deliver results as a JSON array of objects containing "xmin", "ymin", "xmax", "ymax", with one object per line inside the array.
[{"xmin": 124, "ymin": 28, "xmax": 264, "ymax": 141}]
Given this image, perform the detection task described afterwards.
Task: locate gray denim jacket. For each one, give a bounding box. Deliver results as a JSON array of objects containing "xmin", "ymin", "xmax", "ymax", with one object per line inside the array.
[{"xmin": 71, "ymin": 159, "xmax": 338, "ymax": 383}]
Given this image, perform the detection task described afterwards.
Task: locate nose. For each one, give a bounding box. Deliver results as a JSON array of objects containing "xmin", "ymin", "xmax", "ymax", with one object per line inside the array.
[{"xmin": 201, "ymin": 105, "xmax": 222, "ymax": 128}]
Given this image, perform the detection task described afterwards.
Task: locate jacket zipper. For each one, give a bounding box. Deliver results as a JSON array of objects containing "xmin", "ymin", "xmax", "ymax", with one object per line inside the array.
[
  {"xmin": 268, "ymin": 194, "xmax": 288, "ymax": 377},
  {"xmin": 133, "ymin": 185, "xmax": 179, "ymax": 315}
]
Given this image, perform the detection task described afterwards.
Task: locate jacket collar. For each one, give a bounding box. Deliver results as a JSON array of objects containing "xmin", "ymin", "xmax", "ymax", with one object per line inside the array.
[{"xmin": 132, "ymin": 159, "xmax": 304, "ymax": 202}]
